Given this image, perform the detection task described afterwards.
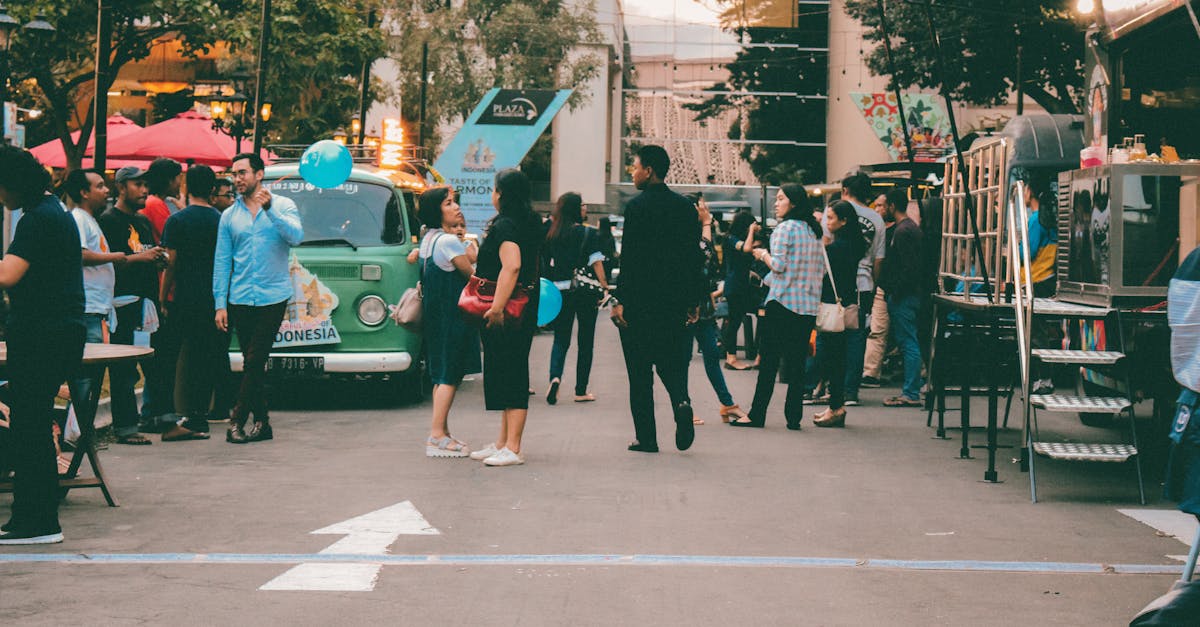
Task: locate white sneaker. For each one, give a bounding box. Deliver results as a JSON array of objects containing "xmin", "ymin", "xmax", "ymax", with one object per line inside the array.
[
  {"xmin": 483, "ymin": 447, "xmax": 525, "ymax": 466},
  {"xmin": 470, "ymin": 443, "xmax": 501, "ymax": 461}
]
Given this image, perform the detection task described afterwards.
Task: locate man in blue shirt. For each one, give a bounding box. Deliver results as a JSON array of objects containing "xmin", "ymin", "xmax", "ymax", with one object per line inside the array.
[{"xmin": 213, "ymin": 153, "xmax": 303, "ymax": 444}]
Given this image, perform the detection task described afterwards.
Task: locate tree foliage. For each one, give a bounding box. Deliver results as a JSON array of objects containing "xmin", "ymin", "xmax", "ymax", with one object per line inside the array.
[
  {"xmin": 688, "ymin": 1, "xmax": 828, "ymax": 184},
  {"xmin": 383, "ymin": 0, "xmax": 603, "ymax": 153},
  {"xmin": 9, "ymin": 0, "xmax": 239, "ymax": 169},
  {"xmin": 844, "ymin": 0, "xmax": 1086, "ymax": 114}
]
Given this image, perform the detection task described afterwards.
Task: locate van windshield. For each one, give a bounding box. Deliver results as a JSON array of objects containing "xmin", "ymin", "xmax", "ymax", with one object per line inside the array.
[{"xmin": 263, "ymin": 178, "xmax": 404, "ymax": 246}]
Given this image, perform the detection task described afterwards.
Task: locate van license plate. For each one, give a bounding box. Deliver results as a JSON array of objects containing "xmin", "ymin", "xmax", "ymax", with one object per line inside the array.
[{"xmin": 267, "ymin": 356, "xmax": 324, "ymax": 375}]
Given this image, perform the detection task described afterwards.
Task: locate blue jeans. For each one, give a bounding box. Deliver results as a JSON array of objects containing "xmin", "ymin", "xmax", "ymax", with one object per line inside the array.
[
  {"xmin": 688, "ymin": 318, "xmax": 734, "ymax": 407},
  {"xmin": 887, "ymin": 293, "xmax": 924, "ymax": 401},
  {"xmin": 66, "ymin": 314, "xmax": 106, "ymax": 434}
]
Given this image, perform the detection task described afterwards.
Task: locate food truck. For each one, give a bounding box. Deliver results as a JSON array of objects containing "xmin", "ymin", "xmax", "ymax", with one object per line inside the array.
[{"xmin": 931, "ymin": 0, "xmax": 1200, "ymax": 501}]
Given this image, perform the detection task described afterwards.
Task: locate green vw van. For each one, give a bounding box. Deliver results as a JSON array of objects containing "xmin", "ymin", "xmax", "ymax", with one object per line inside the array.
[{"xmin": 227, "ymin": 164, "xmax": 425, "ymax": 402}]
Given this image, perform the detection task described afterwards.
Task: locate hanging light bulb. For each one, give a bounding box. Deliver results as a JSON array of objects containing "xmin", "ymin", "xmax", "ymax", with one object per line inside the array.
[{"xmin": 1076, "ymin": 0, "xmax": 1096, "ymax": 15}]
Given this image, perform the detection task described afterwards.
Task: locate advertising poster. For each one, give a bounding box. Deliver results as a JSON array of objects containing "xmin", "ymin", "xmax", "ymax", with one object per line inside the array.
[
  {"xmin": 275, "ymin": 254, "xmax": 342, "ymax": 348},
  {"xmin": 851, "ymin": 92, "xmax": 954, "ymax": 162},
  {"xmin": 433, "ymin": 88, "xmax": 573, "ymax": 235}
]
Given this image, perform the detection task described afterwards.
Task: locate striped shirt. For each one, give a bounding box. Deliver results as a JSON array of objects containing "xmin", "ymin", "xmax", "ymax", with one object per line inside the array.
[{"xmin": 763, "ymin": 219, "xmax": 823, "ymax": 316}]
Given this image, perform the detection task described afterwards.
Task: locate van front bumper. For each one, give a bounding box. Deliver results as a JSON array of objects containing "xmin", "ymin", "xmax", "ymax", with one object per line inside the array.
[{"xmin": 229, "ymin": 351, "xmax": 414, "ymax": 374}]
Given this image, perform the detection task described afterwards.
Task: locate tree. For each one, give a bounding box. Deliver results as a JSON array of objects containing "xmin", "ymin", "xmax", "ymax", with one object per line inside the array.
[
  {"xmin": 688, "ymin": 1, "xmax": 829, "ymax": 184},
  {"xmin": 844, "ymin": 0, "xmax": 1086, "ymax": 114},
  {"xmin": 381, "ymin": 0, "xmax": 602, "ymax": 154},
  {"xmin": 222, "ymin": 0, "xmax": 388, "ymax": 145},
  {"xmin": 8, "ymin": 1, "xmax": 242, "ymax": 170}
]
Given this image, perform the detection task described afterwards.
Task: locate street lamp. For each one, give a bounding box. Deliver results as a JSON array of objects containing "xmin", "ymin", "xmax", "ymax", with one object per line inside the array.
[
  {"xmin": 0, "ymin": 4, "xmax": 55, "ymax": 146},
  {"xmin": 210, "ymin": 72, "xmax": 253, "ymax": 152},
  {"xmin": 332, "ymin": 127, "xmax": 348, "ymax": 145}
]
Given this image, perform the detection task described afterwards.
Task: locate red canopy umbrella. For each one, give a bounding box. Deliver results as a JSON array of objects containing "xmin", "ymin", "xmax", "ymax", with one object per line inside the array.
[
  {"xmin": 29, "ymin": 114, "xmax": 148, "ymax": 169},
  {"xmin": 105, "ymin": 110, "xmax": 274, "ymax": 168}
]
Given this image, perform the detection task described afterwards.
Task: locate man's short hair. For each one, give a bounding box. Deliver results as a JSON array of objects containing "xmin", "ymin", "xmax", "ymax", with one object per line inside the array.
[
  {"xmin": 61, "ymin": 168, "xmax": 104, "ymax": 204},
  {"xmin": 886, "ymin": 189, "xmax": 909, "ymax": 214},
  {"xmin": 841, "ymin": 171, "xmax": 873, "ymax": 203},
  {"xmin": 636, "ymin": 145, "xmax": 670, "ymax": 180},
  {"xmin": 231, "ymin": 152, "xmax": 265, "ymax": 172},
  {"xmin": 213, "ymin": 177, "xmax": 233, "ymax": 192},
  {"xmin": 186, "ymin": 165, "xmax": 217, "ymax": 199}
]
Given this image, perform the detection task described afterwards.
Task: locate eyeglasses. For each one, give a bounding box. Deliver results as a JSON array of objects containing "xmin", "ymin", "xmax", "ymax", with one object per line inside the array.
[{"xmin": 213, "ymin": 192, "xmax": 236, "ymax": 198}]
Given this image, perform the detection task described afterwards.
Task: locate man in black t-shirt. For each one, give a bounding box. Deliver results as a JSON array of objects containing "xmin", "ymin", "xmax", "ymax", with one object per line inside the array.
[
  {"xmin": 0, "ymin": 146, "xmax": 85, "ymax": 544},
  {"xmin": 97, "ymin": 166, "xmax": 166, "ymax": 445},
  {"xmin": 160, "ymin": 166, "xmax": 228, "ymax": 440}
]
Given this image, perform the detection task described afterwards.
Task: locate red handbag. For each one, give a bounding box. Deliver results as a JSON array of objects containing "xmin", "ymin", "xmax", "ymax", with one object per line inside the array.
[{"xmin": 458, "ymin": 275, "xmax": 529, "ymax": 324}]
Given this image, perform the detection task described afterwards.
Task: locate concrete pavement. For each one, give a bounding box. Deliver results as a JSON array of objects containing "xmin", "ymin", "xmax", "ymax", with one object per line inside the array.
[{"xmin": 0, "ymin": 321, "xmax": 1191, "ymax": 625}]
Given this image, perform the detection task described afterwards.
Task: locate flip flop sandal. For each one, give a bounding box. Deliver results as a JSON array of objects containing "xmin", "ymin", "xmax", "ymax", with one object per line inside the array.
[
  {"xmin": 884, "ymin": 397, "xmax": 922, "ymax": 407},
  {"xmin": 116, "ymin": 434, "xmax": 153, "ymax": 445}
]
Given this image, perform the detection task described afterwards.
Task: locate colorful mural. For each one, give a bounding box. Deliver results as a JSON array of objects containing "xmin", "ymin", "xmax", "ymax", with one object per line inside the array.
[{"xmin": 851, "ymin": 92, "xmax": 954, "ymax": 162}]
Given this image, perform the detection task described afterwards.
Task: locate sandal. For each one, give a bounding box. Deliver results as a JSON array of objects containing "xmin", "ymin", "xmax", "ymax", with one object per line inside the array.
[
  {"xmin": 116, "ymin": 434, "xmax": 152, "ymax": 446},
  {"xmin": 727, "ymin": 416, "xmax": 764, "ymax": 428},
  {"xmin": 162, "ymin": 425, "xmax": 211, "ymax": 442},
  {"xmin": 884, "ymin": 396, "xmax": 922, "ymax": 407},
  {"xmin": 547, "ymin": 378, "xmax": 561, "ymax": 405},
  {"xmin": 719, "ymin": 404, "xmax": 747, "ymax": 424},
  {"xmin": 426, "ymin": 436, "xmax": 470, "ymax": 458},
  {"xmin": 723, "ymin": 360, "xmax": 750, "ymax": 371},
  {"xmin": 692, "ymin": 416, "xmax": 705, "ymax": 425},
  {"xmin": 574, "ymin": 393, "xmax": 596, "ymax": 403}
]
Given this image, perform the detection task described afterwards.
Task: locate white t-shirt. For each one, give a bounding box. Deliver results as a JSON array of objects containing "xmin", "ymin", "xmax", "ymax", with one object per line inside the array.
[
  {"xmin": 71, "ymin": 207, "xmax": 116, "ymax": 315},
  {"xmin": 850, "ymin": 200, "xmax": 887, "ymax": 292},
  {"xmin": 419, "ymin": 229, "xmax": 469, "ymax": 273}
]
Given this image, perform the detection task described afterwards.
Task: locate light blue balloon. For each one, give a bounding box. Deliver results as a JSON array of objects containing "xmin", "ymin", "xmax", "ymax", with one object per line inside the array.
[
  {"xmin": 299, "ymin": 140, "xmax": 354, "ymax": 189},
  {"xmin": 537, "ymin": 278, "xmax": 563, "ymax": 327}
]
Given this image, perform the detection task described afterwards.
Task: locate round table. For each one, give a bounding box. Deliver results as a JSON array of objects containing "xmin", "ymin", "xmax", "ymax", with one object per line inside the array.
[{"xmin": 0, "ymin": 342, "xmax": 154, "ymax": 507}]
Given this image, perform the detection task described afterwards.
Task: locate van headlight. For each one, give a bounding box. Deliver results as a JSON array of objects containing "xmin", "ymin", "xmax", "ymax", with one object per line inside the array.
[{"xmin": 357, "ymin": 295, "xmax": 387, "ymax": 326}]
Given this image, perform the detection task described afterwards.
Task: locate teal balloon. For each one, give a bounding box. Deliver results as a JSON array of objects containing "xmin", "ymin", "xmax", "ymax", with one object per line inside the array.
[
  {"xmin": 299, "ymin": 140, "xmax": 354, "ymax": 189},
  {"xmin": 537, "ymin": 278, "xmax": 563, "ymax": 326}
]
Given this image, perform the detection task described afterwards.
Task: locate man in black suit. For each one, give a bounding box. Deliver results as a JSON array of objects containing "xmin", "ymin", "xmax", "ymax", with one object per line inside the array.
[{"xmin": 610, "ymin": 145, "xmax": 705, "ymax": 453}]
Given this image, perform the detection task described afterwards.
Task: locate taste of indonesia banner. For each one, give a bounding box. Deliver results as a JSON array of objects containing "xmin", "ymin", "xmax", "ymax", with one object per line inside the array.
[{"xmin": 433, "ymin": 88, "xmax": 573, "ymax": 235}]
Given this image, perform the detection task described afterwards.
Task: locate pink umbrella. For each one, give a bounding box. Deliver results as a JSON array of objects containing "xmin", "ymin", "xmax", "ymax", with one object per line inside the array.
[
  {"xmin": 29, "ymin": 114, "xmax": 147, "ymax": 169},
  {"xmin": 105, "ymin": 110, "xmax": 273, "ymax": 168}
]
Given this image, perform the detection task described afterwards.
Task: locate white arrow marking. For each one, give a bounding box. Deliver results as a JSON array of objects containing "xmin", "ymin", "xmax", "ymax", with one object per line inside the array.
[
  {"xmin": 1118, "ymin": 508, "xmax": 1199, "ymax": 562},
  {"xmin": 260, "ymin": 501, "xmax": 439, "ymax": 592}
]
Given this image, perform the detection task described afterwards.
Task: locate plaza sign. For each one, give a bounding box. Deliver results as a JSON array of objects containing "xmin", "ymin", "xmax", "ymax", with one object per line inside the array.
[{"xmin": 433, "ymin": 88, "xmax": 572, "ymax": 235}]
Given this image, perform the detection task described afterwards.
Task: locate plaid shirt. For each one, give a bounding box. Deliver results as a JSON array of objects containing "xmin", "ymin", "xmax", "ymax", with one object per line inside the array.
[{"xmin": 763, "ymin": 219, "xmax": 823, "ymax": 316}]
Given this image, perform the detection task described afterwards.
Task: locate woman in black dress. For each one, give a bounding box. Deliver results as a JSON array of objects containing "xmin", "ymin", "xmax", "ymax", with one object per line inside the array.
[
  {"xmin": 814, "ymin": 200, "xmax": 866, "ymax": 428},
  {"xmin": 471, "ymin": 169, "xmax": 543, "ymax": 467}
]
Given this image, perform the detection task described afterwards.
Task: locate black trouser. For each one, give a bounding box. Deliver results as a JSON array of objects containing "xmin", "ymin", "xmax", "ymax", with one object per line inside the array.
[
  {"xmin": 139, "ymin": 301, "xmax": 180, "ymax": 425},
  {"xmin": 174, "ymin": 305, "xmax": 230, "ymax": 430},
  {"xmin": 4, "ymin": 324, "xmax": 85, "ymax": 532},
  {"xmin": 228, "ymin": 301, "xmax": 287, "ymax": 424},
  {"xmin": 721, "ymin": 296, "xmax": 755, "ymax": 357},
  {"xmin": 619, "ymin": 312, "xmax": 691, "ymax": 447},
  {"xmin": 820, "ymin": 330, "xmax": 848, "ymax": 410},
  {"xmin": 748, "ymin": 301, "xmax": 814, "ymax": 427}
]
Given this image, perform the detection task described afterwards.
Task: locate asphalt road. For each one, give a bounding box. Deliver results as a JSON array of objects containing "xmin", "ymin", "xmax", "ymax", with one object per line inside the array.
[{"xmin": 0, "ymin": 321, "xmax": 1191, "ymax": 626}]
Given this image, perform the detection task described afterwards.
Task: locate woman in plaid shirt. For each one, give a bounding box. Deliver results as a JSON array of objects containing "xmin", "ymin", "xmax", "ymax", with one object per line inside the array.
[{"xmin": 729, "ymin": 184, "xmax": 824, "ymax": 430}]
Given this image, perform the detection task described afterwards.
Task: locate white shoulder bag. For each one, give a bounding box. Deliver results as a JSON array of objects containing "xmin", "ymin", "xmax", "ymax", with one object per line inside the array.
[{"xmin": 816, "ymin": 244, "xmax": 859, "ymax": 333}]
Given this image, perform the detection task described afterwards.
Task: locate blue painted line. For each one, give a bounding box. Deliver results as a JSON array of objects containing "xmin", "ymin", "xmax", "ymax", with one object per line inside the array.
[{"xmin": 0, "ymin": 552, "xmax": 1184, "ymax": 575}]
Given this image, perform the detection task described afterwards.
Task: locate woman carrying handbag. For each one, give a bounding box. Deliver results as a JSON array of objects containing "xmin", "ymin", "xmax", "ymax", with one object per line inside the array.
[
  {"xmin": 814, "ymin": 200, "xmax": 866, "ymax": 428},
  {"xmin": 467, "ymin": 169, "xmax": 543, "ymax": 467},
  {"xmin": 414, "ymin": 187, "xmax": 481, "ymax": 458},
  {"xmin": 728, "ymin": 184, "xmax": 823, "ymax": 430}
]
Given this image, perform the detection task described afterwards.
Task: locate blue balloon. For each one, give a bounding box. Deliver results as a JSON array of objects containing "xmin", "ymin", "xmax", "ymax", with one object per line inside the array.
[
  {"xmin": 537, "ymin": 278, "xmax": 563, "ymax": 327},
  {"xmin": 298, "ymin": 140, "xmax": 354, "ymax": 189}
]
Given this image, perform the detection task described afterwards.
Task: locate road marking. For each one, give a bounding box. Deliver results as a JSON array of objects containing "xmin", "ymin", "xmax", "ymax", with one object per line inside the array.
[
  {"xmin": 259, "ymin": 501, "xmax": 440, "ymax": 592},
  {"xmin": 0, "ymin": 552, "xmax": 1183, "ymax": 575},
  {"xmin": 1118, "ymin": 508, "xmax": 1198, "ymax": 562}
]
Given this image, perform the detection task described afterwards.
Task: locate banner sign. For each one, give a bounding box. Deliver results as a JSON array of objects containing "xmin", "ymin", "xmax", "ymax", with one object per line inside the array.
[
  {"xmin": 851, "ymin": 92, "xmax": 954, "ymax": 163},
  {"xmin": 1103, "ymin": 0, "xmax": 1186, "ymax": 40},
  {"xmin": 433, "ymin": 88, "xmax": 572, "ymax": 234},
  {"xmin": 275, "ymin": 255, "xmax": 342, "ymax": 348}
]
